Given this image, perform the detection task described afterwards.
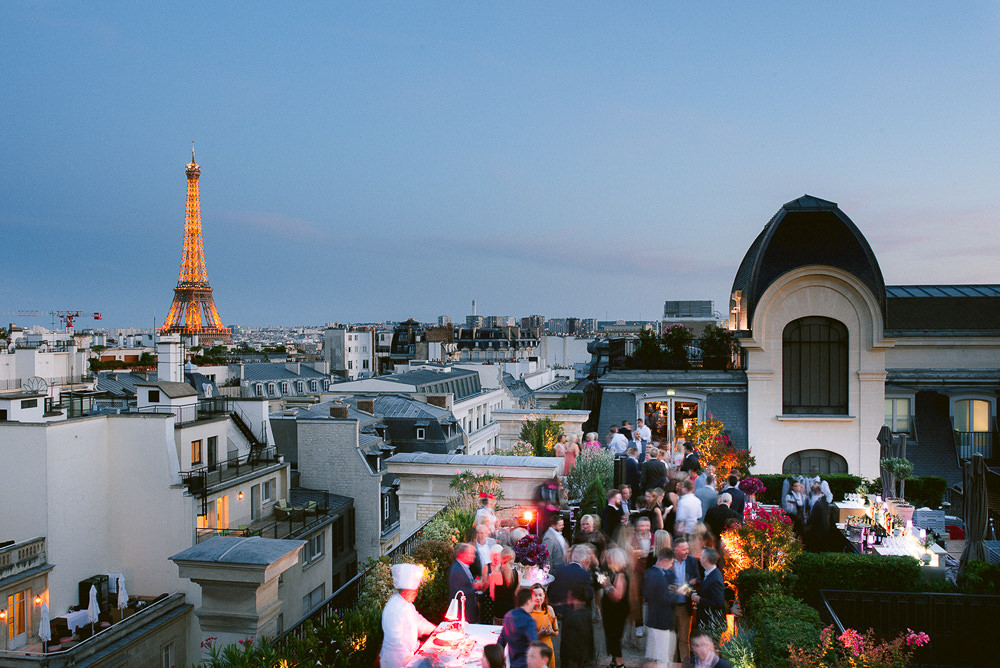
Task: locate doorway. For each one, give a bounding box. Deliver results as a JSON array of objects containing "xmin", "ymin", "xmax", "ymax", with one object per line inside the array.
[
  {"xmin": 642, "ymin": 398, "xmax": 700, "ymax": 449},
  {"xmin": 6, "ymin": 590, "xmax": 27, "ymax": 649}
]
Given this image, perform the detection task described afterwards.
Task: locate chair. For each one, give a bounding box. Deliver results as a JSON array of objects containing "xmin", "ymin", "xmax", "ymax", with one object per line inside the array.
[{"xmin": 304, "ymin": 500, "xmax": 318, "ymax": 516}]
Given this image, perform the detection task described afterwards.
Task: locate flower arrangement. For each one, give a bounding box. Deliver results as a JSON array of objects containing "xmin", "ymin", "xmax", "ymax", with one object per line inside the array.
[
  {"xmin": 737, "ymin": 477, "xmax": 766, "ymax": 496},
  {"xmin": 788, "ymin": 625, "xmax": 930, "ymax": 668},
  {"xmin": 493, "ymin": 440, "xmax": 535, "ymax": 457},
  {"xmin": 721, "ymin": 506, "xmax": 800, "ymax": 582},
  {"xmin": 450, "ymin": 470, "xmax": 505, "ymax": 505},
  {"xmin": 513, "ymin": 534, "xmax": 550, "ymax": 567}
]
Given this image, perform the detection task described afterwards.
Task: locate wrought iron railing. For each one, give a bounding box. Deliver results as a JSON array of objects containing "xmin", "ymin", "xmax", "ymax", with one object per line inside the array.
[
  {"xmin": 954, "ymin": 430, "xmax": 995, "ymax": 461},
  {"xmin": 275, "ymin": 505, "xmax": 447, "ymax": 644}
]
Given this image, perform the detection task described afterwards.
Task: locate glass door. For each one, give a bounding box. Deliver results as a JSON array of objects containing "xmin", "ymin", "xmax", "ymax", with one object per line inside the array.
[
  {"xmin": 6, "ymin": 590, "xmax": 27, "ymax": 649},
  {"xmin": 642, "ymin": 398, "xmax": 701, "ymax": 459}
]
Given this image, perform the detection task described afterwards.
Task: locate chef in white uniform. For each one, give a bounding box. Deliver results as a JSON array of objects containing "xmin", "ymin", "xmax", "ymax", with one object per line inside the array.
[{"xmin": 380, "ymin": 563, "xmax": 437, "ymax": 668}]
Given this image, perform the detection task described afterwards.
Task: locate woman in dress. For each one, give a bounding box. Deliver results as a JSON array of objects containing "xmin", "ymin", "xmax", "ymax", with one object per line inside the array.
[
  {"xmin": 583, "ymin": 432, "xmax": 602, "ymax": 451},
  {"xmin": 643, "ymin": 488, "xmax": 666, "ymax": 531},
  {"xmin": 600, "ymin": 547, "xmax": 631, "ymax": 668},
  {"xmin": 483, "ymin": 546, "xmax": 519, "ymax": 625},
  {"xmin": 529, "ymin": 583, "xmax": 559, "ymax": 668},
  {"xmin": 564, "ymin": 434, "xmax": 581, "ymax": 476}
]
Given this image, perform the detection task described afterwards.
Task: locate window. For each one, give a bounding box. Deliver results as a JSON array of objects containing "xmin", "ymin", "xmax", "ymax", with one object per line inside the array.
[
  {"xmin": 885, "ymin": 398, "xmax": 912, "ymax": 436},
  {"xmin": 276, "ymin": 614, "xmax": 284, "ymax": 635},
  {"xmin": 782, "ymin": 317, "xmax": 848, "ymax": 415},
  {"xmin": 6, "ymin": 589, "xmax": 26, "ymax": 647},
  {"xmin": 363, "ymin": 359, "xmax": 369, "ymax": 369},
  {"xmin": 191, "ymin": 439, "xmax": 202, "ymax": 465},
  {"xmin": 296, "ymin": 381, "xmax": 304, "ymax": 393},
  {"xmin": 149, "ymin": 389, "xmax": 160, "ymax": 402},
  {"xmin": 20, "ymin": 399, "xmax": 37, "ymax": 409},
  {"xmin": 348, "ymin": 360, "xmax": 353, "ymax": 370},
  {"xmin": 303, "ymin": 533, "xmax": 325, "ymax": 563},
  {"xmin": 262, "ymin": 478, "xmax": 274, "ymax": 503},
  {"xmin": 267, "ymin": 383, "xmax": 276, "ymax": 396},
  {"xmin": 255, "ymin": 384, "xmax": 264, "ymax": 397},
  {"xmin": 955, "ymin": 399, "xmax": 993, "ymax": 458},
  {"xmin": 160, "ymin": 643, "xmax": 174, "ymax": 668},
  {"xmin": 302, "ymin": 584, "xmax": 325, "ymax": 613},
  {"xmin": 215, "ymin": 495, "xmax": 229, "ymax": 529},
  {"xmin": 281, "ymin": 381, "xmax": 289, "ymax": 394},
  {"xmin": 416, "ymin": 427, "xmax": 426, "ymax": 440},
  {"xmin": 382, "ymin": 495, "xmax": 390, "ymax": 524},
  {"xmin": 311, "ymin": 380, "xmax": 319, "ymax": 391},
  {"xmin": 207, "ymin": 435, "xmax": 218, "ymax": 468}
]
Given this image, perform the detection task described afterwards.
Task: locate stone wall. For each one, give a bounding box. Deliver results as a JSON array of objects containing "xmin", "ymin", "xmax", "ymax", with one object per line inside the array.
[
  {"xmin": 491, "ymin": 409, "xmax": 590, "ymax": 451},
  {"xmin": 386, "ymin": 453, "xmax": 561, "ymax": 538}
]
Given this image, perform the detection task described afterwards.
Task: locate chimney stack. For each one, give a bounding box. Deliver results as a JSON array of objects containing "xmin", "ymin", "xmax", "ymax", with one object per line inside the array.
[
  {"xmin": 157, "ymin": 334, "xmax": 183, "ymax": 383},
  {"xmin": 329, "ymin": 404, "xmax": 349, "ymax": 419}
]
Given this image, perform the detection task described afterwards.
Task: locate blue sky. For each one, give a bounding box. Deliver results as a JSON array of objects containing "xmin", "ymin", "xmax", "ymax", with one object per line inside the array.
[{"xmin": 3, "ymin": 3, "xmax": 999, "ymax": 329}]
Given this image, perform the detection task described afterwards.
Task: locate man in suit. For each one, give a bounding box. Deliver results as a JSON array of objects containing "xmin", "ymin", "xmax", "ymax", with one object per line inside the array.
[
  {"xmin": 643, "ymin": 547, "xmax": 682, "ymax": 667},
  {"xmin": 671, "ymin": 539, "xmax": 702, "ymax": 662},
  {"xmin": 448, "ymin": 543, "xmax": 480, "ymax": 623},
  {"xmin": 704, "ymin": 493, "xmax": 740, "ymax": 542},
  {"xmin": 805, "ymin": 482, "xmax": 832, "ymax": 552},
  {"xmin": 600, "ymin": 489, "xmax": 624, "ymax": 542},
  {"xmin": 542, "ymin": 514, "xmax": 568, "ymax": 569},
  {"xmin": 691, "ymin": 548, "xmax": 725, "ymax": 629},
  {"xmin": 640, "ymin": 446, "xmax": 668, "ymax": 494},
  {"xmin": 694, "ymin": 474, "xmax": 719, "ymax": 518},
  {"xmin": 680, "ymin": 442, "xmax": 700, "ymax": 474},
  {"xmin": 548, "ymin": 544, "xmax": 595, "ymax": 619},
  {"xmin": 625, "ymin": 446, "xmax": 641, "ymax": 492},
  {"xmin": 721, "ymin": 475, "xmax": 746, "ymax": 519}
]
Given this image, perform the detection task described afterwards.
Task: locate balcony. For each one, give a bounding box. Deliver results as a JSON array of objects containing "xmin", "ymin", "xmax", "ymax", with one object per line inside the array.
[
  {"xmin": 0, "ymin": 593, "xmax": 190, "ymax": 667},
  {"xmin": 0, "ymin": 538, "xmax": 46, "ymax": 583},
  {"xmin": 180, "ymin": 447, "xmax": 283, "ymax": 497},
  {"xmin": 195, "ymin": 490, "xmax": 350, "ymax": 543},
  {"xmin": 955, "ymin": 430, "xmax": 996, "ymax": 462}
]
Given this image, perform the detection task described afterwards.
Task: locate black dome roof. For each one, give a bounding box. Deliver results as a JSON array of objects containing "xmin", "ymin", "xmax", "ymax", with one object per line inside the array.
[{"xmin": 731, "ymin": 195, "xmax": 885, "ymax": 327}]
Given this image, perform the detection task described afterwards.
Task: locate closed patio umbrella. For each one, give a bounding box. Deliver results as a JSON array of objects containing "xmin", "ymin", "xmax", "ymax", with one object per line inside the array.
[
  {"xmin": 87, "ymin": 584, "xmax": 100, "ymax": 634},
  {"xmin": 877, "ymin": 425, "xmax": 894, "ymax": 499},
  {"xmin": 39, "ymin": 602, "xmax": 51, "ymax": 651},
  {"xmin": 117, "ymin": 577, "xmax": 128, "ymax": 610},
  {"xmin": 959, "ymin": 453, "xmax": 989, "ymax": 582}
]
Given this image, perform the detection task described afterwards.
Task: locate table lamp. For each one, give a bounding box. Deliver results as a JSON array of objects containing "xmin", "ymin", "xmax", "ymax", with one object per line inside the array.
[{"xmin": 445, "ymin": 590, "xmax": 466, "ymax": 634}]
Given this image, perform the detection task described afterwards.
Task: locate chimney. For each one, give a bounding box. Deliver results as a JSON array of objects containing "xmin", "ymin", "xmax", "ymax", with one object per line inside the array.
[
  {"xmin": 157, "ymin": 334, "xmax": 183, "ymax": 383},
  {"xmin": 329, "ymin": 404, "xmax": 349, "ymax": 418},
  {"xmin": 357, "ymin": 398, "xmax": 376, "ymax": 415},
  {"xmin": 426, "ymin": 394, "xmax": 452, "ymax": 409}
]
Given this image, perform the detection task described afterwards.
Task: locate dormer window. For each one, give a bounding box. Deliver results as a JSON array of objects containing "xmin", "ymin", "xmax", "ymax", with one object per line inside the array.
[
  {"xmin": 149, "ymin": 389, "xmax": 160, "ymax": 403},
  {"xmin": 281, "ymin": 382, "xmax": 289, "ymax": 394},
  {"xmin": 416, "ymin": 427, "xmax": 426, "ymax": 440}
]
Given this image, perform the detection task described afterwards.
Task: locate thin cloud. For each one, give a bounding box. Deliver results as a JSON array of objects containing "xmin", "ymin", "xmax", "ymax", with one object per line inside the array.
[{"xmin": 221, "ymin": 211, "xmax": 333, "ymax": 243}]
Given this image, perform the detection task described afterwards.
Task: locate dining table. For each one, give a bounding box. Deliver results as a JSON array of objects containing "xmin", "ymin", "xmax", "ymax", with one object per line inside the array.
[{"xmin": 57, "ymin": 609, "xmax": 91, "ymax": 633}]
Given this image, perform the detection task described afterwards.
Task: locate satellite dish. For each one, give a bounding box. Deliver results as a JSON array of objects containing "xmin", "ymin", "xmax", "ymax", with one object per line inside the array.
[{"xmin": 23, "ymin": 376, "xmax": 48, "ymax": 395}]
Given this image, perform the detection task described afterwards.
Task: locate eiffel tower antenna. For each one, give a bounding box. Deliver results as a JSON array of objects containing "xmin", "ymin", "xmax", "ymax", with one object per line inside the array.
[{"xmin": 160, "ymin": 147, "xmax": 231, "ymax": 344}]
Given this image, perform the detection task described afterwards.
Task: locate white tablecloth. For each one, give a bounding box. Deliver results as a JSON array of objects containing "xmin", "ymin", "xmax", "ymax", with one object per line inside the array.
[
  {"xmin": 408, "ymin": 622, "xmax": 503, "ymax": 667},
  {"xmin": 57, "ymin": 609, "xmax": 91, "ymax": 632}
]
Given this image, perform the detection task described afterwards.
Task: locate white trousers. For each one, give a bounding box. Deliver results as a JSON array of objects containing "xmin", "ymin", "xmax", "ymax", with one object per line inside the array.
[{"xmin": 645, "ymin": 626, "xmax": 677, "ymax": 666}]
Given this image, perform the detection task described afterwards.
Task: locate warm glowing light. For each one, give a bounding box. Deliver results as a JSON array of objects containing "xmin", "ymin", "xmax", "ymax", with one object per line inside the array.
[
  {"xmin": 238, "ymin": 491, "xmax": 244, "ymax": 500},
  {"xmin": 34, "ymin": 595, "xmax": 42, "ymax": 605},
  {"xmin": 721, "ymin": 613, "xmax": 737, "ymax": 644},
  {"xmin": 0, "ymin": 610, "xmax": 6, "ymax": 619},
  {"xmin": 522, "ymin": 510, "xmax": 534, "ymax": 522}
]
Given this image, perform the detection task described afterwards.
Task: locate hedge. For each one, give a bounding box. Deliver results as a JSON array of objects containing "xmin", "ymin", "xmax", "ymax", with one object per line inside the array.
[
  {"xmin": 962, "ymin": 559, "xmax": 1000, "ymax": 594},
  {"xmin": 754, "ymin": 473, "xmax": 863, "ymax": 505},
  {"xmin": 747, "ymin": 592, "xmax": 824, "ymax": 667},
  {"xmin": 733, "ymin": 568, "xmax": 797, "ymax": 603},
  {"xmin": 905, "ymin": 476, "xmax": 948, "ymax": 509},
  {"xmin": 789, "ymin": 552, "xmax": 923, "ymax": 608}
]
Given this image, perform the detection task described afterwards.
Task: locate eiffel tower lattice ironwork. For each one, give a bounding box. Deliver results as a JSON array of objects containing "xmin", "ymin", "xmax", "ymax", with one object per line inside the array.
[{"xmin": 160, "ymin": 146, "xmax": 231, "ymax": 344}]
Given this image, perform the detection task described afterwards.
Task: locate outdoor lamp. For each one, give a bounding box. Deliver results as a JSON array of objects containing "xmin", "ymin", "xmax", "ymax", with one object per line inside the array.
[
  {"xmin": 34, "ymin": 595, "xmax": 42, "ymax": 605},
  {"xmin": 238, "ymin": 491, "xmax": 244, "ymax": 500},
  {"xmin": 0, "ymin": 609, "xmax": 6, "ymax": 619},
  {"xmin": 445, "ymin": 590, "xmax": 466, "ymax": 632}
]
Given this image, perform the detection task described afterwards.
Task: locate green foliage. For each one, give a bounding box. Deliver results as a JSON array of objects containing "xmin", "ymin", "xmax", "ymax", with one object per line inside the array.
[
  {"xmin": 789, "ymin": 553, "xmax": 923, "ymax": 608},
  {"xmin": 90, "ymin": 344, "xmax": 107, "ymax": 354},
  {"xmin": 661, "ymin": 324, "xmax": 693, "ymax": 368},
  {"xmin": 733, "ymin": 568, "xmax": 797, "ymax": 602},
  {"xmin": 519, "ymin": 416, "xmax": 563, "ymax": 457},
  {"xmin": 439, "ymin": 500, "xmax": 478, "ymax": 542},
  {"xmin": 904, "ymin": 476, "xmax": 947, "ymax": 508},
  {"xmin": 700, "ymin": 324, "xmax": 736, "ymax": 370},
  {"xmin": 625, "ymin": 328, "xmax": 665, "ymax": 369},
  {"xmin": 748, "ymin": 593, "xmax": 824, "ymax": 667},
  {"xmin": 449, "ymin": 470, "xmax": 505, "ymax": 506},
  {"xmin": 961, "ymin": 559, "xmax": 1000, "ymax": 594},
  {"xmin": 359, "ymin": 557, "xmax": 395, "ymax": 610},
  {"xmin": 565, "ymin": 447, "xmax": 614, "ymax": 501},
  {"xmin": 550, "ymin": 393, "xmax": 583, "ymax": 410},
  {"xmin": 279, "ymin": 603, "xmax": 384, "ymax": 668},
  {"xmin": 754, "ymin": 473, "xmax": 864, "ymax": 505},
  {"xmin": 421, "ymin": 512, "xmax": 462, "ymax": 547},
  {"xmin": 192, "ymin": 635, "xmax": 288, "ymax": 667},
  {"xmin": 494, "ymin": 440, "xmax": 536, "ymax": 456},
  {"xmin": 408, "ymin": 539, "xmax": 455, "ymax": 622},
  {"xmin": 579, "ymin": 476, "xmax": 608, "ymax": 518}
]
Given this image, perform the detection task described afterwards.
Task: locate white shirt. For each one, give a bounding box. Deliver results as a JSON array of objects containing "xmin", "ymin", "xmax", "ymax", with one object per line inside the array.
[
  {"xmin": 380, "ymin": 593, "xmax": 435, "ymax": 668},
  {"xmin": 636, "ymin": 425, "xmax": 652, "ymax": 443},
  {"xmin": 675, "ymin": 493, "xmax": 703, "ymax": 535},
  {"xmin": 609, "ymin": 433, "xmax": 629, "ymax": 455}
]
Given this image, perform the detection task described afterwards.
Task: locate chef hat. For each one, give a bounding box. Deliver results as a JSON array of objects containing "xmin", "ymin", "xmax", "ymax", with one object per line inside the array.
[{"xmin": 392, "ymin": 563, "xmax": 425, "ymax": 590}]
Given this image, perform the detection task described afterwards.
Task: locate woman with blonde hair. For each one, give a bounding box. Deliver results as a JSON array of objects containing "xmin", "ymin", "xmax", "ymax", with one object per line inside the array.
[
  {"xmin": 564, "ymin": 434, "xmax": 581, "ymax": 476},
  {"xmin": 643, "ymin": 488, "xmax": 666, "ymax": 531},
  {"xmin": 481, "ymin": 545, "xmax": 519, "ymax": 624},
  {"xmin": 600, "ymin": 547, "xmax": 631, "ymax": 668},
  {"xmin": 583, "ymin": 432, "xmax": 601, "ymax": 451},
  {"xmin": 687, "ymin": 522, "xmax": 715, "ymax": 561}
]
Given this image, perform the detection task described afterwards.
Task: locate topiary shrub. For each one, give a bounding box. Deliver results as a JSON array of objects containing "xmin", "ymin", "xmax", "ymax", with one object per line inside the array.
[
  {"xmin": 790, "ymin": 553, "xmax": 923, "ymax": 608},
  {"xmin": 566, "ymin": 447, "xmax": 613, "ymax": 501},
  {"xmin": 579, "ymin": 476, "xmax": 607, "ymax": 519}
]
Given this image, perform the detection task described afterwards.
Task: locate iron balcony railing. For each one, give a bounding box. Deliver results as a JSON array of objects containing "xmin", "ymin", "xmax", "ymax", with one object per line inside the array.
[
  {"xmin": 954, "ymin": 429, "xmax": 996, "ymax": 461},
  {"xmin": 275, "ymin": 504, "xmax": 447, "ymax": 645}
]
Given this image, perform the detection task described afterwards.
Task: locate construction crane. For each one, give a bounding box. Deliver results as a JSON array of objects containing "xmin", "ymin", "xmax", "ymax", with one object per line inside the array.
[{"xmin": 1, "ymin": 310, "xmax": 103, "ymax": 329}]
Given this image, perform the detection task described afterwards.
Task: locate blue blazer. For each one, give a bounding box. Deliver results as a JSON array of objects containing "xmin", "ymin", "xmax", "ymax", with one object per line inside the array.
[
  {"xmin": 448, "ymin": 560, "xmax": 479, "ymax": 623},
  {"xmin": 642, "ymin": 565, "xmax": 682, "ymax": 631},
  {"xmin": 697, "ymin": 567, "xmax": 725, "ymax": 626},
  {"xmin": 625, "ymin": 456, "xmax": 641, "ymax": 491}
]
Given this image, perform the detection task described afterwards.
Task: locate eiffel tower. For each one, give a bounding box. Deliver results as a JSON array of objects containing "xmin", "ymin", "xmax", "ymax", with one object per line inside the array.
[{"xmin": 160, "ymin": 146, "xmax": 231, "ymax": 345}]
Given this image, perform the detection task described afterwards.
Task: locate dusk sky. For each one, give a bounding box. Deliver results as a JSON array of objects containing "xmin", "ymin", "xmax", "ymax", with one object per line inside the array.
[{"xmin": 3, "ymin": 3, "xmax": 999, "ymax": 330}]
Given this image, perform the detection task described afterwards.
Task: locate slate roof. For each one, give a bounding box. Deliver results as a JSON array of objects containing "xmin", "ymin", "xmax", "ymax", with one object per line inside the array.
[
  {"xmin": 885, "ymin": 285, "xmax": 1000, "ymax": 334},
  {"xmin": 373, "ymin": 394, "xmax": 453, "ymax": 420},
  {"xmin": 241, "ymin": 362, "xmax": 328, "ymax": 382},
  {"xmin": 136, "ymin": 380, "xmax": 199, "ymax": 398},
  {"xmin": 97, "ymin": 371, "xmax": 220, "ymax": 398},
  {"xmin": 378, "ymin": 368, "xmax": 477, "ymax": 387},
  {"xmin": 731, "ymin": 195, "xmax": 886, "ymax": 329},
  {"xmin": 170, "ymin": 536, "xmax": 304, "ymax": 564}
]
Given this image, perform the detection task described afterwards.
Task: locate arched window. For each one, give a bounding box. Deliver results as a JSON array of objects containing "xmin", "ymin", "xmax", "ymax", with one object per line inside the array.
[
  {"xmin": 783, "ymin": 317, "xmax": 848, "ymax": 415},
  {"xmin": 782, "ymin": 449, "xmax": 849, "ymax": 475}
]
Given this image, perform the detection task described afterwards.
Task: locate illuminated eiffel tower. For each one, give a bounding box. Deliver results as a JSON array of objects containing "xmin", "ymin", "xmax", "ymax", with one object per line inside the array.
[{"xmin": 160, "ymin": 146, "xmax": 231, "ymax": 345}]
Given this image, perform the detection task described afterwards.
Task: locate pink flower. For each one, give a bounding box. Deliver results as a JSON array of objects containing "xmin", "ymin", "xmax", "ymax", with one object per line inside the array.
[{"xmin": 839, "ymin": 628, "xmax": 864, "ymax": 656}]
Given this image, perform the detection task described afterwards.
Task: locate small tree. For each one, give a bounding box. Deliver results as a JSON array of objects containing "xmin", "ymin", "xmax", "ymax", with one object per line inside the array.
[
  {"xmin": 662, "ymin": 324, "xmax": 693, "ymax": 369},
  {"xmin": 685, "ymin": 414, "xmax": 755, "ymax": 477},
  {"xmin": 520, "ymin": 416, "xmax": 563, "ymax": 457},
  {"xmin": 699, "ymin": 324, "xmax": 736, "ymax": 370},
  {"xmin": 551, "ymin": 393, "xmax": 583, "ymax": 410},
  {"xmin": 566, "ymin": 448, "xmax": 614, "ymax": 501},
  {"xmin": 626, "ymin": 328, "xmax": 664, "ymax": 369}
]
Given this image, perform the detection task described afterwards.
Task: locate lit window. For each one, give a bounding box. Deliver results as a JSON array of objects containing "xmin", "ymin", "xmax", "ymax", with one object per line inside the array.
[
  {"xmin": 885, "ymin": 398, "xmax": 912, "ymax": 436},
  {"xmin": 191, "ymin": 440, "xmax": 202, "ymax": 465}
]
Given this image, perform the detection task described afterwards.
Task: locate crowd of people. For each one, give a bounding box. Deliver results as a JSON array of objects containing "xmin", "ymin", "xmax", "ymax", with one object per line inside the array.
[{"xmin": 383, "ymin": 424, "xmax": 839, "ymax": 667}]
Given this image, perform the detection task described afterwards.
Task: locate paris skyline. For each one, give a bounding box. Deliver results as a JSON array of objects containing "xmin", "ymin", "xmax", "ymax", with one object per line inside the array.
[{"xmin": 3, "ymin": 3, "xmax": 999, "ymax": 330}]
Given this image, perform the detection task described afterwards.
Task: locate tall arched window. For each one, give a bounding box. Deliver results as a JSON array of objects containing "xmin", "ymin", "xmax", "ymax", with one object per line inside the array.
[{"xmin": 783, "ymin": 317, "xmax": 848, "ymax": 415}]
